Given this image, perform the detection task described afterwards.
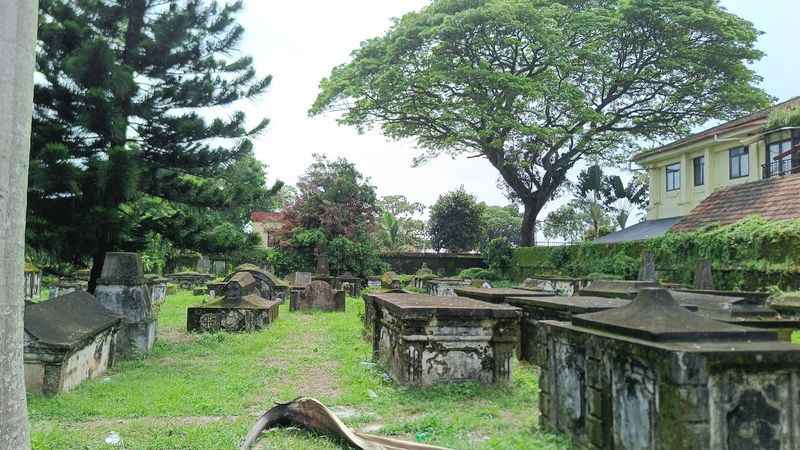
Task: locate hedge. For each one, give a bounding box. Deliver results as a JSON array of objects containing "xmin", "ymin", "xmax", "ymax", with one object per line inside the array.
[{"xmin": 512, "ymin": 216, "xmax": 800, "ymax": 291}]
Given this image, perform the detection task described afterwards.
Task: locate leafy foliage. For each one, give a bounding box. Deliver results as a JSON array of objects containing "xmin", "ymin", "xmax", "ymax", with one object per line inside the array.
[
  {"xmin": 311, "ymin": 0, "xmax": 771, "ymax": 245},
  {"xmin": 428, "ymin": 187, "xmax": 483, "ymax": 252},
  {"xmin": 458, "ymin": 267, "xmax": 501, "ymax": 282},
  {"xmin": 765, "ymin": 105, "xmax": 800, "ymax": 131},
  {"xmin": 377, "ymin": 195, "xmax": 428, "ymax": 251},
  {"xmin": 479, "ymin": 205, "xmax": 522, "ymax": 251},
  {"xmin": 30, "ymin": 0, "xmax": 274, "ymax": 288},
  {"xmin": 485, "ymin": 237, "xmax": 514, "ymax": 276},
  {"xmin": 515, "ymin": 216, "xmax": 800, "ymax": 290},
  {"xmin": 278, "ymin": 156, "xmax": 384, "ymax": 276}
]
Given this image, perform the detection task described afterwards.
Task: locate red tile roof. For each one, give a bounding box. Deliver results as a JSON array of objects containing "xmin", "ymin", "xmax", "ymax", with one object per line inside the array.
[
  {"xmin": 671, "ymin": 174, "xmax": 800, "ymax": 232},
  {"xmin": 633, "ymin": 96, "xmax": 800, "ymax": 162},
  {"xmin": 250, "ymin": 211, "xmax": 286, "ymax": 223}
]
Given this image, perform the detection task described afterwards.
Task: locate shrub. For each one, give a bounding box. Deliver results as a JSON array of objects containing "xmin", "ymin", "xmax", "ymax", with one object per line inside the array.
[
  {"xmin": 485, "ymin": 237, "xmax": 513, "ymax": 275},
  {"xmin": 458, "ymin": 267, "xmax": 501, "ymax": 281}
]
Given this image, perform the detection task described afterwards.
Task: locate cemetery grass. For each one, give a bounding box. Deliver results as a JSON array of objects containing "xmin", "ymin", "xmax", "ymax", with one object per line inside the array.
[{"xmin": 27, "ymin": 290, "xmax": 569, "ymax": 450}]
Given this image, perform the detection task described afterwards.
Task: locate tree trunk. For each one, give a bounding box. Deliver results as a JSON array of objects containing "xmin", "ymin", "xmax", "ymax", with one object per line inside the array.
[
  {"xmin": 520, "ymin": 200, "xmax": 542, "ymax": 247},
  {"xmin": 88, "ymin": 250, "xmax": 107, "ymax": 294},
  {"xmin": 0, "ymin": 1, "xmax": 38, "ymax": 448}
]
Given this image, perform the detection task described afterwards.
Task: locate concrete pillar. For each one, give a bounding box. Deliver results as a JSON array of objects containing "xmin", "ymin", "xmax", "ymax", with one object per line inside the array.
[
  {"xmin": 703, "ymin": 148, "xmax": 712, "ymax": 191},
  {"xmin": 679, "ymin": 153, "xmax": 689, "ymax": 206},
  {"xmin": 94, "ymin": 252, "xmax": 157, "ymax": 357},
  {"xmin": 0, "ymin": 1, "xmax": 38, "ymax": 448}
]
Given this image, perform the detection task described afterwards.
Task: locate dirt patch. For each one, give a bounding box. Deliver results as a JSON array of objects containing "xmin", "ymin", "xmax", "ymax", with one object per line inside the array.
[
  {"xmin": 158, "ymin": 327, "xmax": 197, "ymax": 344},
  {"xmin": 58, "ymin": 415, "xmax": 245, "ymax": 431}
]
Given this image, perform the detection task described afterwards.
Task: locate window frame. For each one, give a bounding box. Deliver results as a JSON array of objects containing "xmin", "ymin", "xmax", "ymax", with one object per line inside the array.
[
  {"xmin": 767, "ymin": 139, "xmax": 793, "ymax": 176},
  {"xmin": 693, "ymin": 156, "xmax": 705, "ymax": 187},
  {"xmin": 665, "ymin": 162, "xmax": 681, "ymax": 192},
  {"xmin": 729, "ymin": 146, "xmax": 749, "ymax": 179}
]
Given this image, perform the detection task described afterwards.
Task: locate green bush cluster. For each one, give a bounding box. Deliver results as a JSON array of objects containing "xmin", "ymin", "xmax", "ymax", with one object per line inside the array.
[
  {"xmin": 512, "ymin": 216, "xmax": 800, "ymax": 291},
  {"xmin": 458, "ymin": 267, "xmax": 501, "ymax": 281}
]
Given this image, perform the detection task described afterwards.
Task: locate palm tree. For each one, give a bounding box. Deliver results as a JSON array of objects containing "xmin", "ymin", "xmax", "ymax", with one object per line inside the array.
[{"xmin": 608, "ymin": 173, "xmax": 649, "ymax": 229}]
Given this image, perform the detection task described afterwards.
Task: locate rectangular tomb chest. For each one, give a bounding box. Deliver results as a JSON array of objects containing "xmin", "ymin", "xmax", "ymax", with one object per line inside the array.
[
  {"xmin": 539, "ymin": 288, "xmax": 800, "ymax": 450},
  {"xmin": 424, "ymin": 277, "xmax": 471, "ymax": 297},
  {"xmin": 519, "ymin": 276, "xmax": 590, "ymax": 296},
  {"xmin": 366, "ymin": 293, "xmax": 521, "ymax": 386},
  {"xmin": 453, "ymin": 287, "xmax": 554, "ymax": 305},
  {"xmin": 506, "ymin": 295, "xmax": 629, "ymax": 367},
  {"xmin": 187, "ymin": 271, "xmax": 280, "ymax": 333},
  {"xmin": 24, "ymin": 291, "xmax": 121, "ymax": 394}
]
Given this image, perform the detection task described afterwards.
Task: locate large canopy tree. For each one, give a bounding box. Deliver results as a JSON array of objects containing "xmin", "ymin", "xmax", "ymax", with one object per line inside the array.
[
  {"xmin": 310, "ymin": 0, "xmax": 771, "ymax": 245},
  {"xmin": 31, "ymin": 0, "xmax": 273, "ymax": 290}
]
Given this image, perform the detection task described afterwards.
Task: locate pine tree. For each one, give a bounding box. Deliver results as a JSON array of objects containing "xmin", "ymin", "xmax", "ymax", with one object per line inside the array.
[{"xmin": 30, "ymin": 0, "xmax": 272, "ymax": 290}]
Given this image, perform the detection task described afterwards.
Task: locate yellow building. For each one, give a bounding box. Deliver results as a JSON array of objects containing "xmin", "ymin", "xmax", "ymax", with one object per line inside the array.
[
  {"xmin": 634, "ymin": 96, "xmax": 800, "ymax": 221},
  {"xmin": 595, "ymin": 97, "xmax": 800, "ymax": 244},
  {"xmin": 250, "ymin": 211, "xmax": 288, "ymax": 248}
]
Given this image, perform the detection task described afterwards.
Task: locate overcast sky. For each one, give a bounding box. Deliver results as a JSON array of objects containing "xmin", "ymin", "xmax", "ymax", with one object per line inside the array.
[{"xmin": 236, "ymin": 0, "xmax": 800, "ymax": 216}]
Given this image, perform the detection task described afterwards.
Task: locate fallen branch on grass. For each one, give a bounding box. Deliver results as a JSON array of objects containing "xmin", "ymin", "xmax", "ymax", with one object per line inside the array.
[{"xmin": 240, "ymin": 397, "xmax": 451, "ymax": 450}]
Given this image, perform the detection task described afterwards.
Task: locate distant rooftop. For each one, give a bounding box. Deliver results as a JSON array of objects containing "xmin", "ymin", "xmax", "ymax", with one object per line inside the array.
[
  {"xmin": 593, "ymin": 217, "xmax": 683, "ymax": 244},
  {"xmin": 672, "ymin": 173, "xmax": 800, "ymax": 232}
]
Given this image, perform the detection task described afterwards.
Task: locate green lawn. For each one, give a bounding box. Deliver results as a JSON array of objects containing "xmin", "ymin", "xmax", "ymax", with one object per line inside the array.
[{"xmin": 28, "ymin": 291, "xmax": 569, "ymax": 449}]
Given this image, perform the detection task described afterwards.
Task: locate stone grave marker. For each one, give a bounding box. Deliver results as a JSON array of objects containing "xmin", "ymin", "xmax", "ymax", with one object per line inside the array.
[
  {"xmin": 290, "ymin": 280, "xmax": 345, "ymax": 312},
  {"xmin": 638, "ymin": 250, "xmax": 657, "ymax": 281},
  {"xmin": 693, "ymin": 259, "xmax": 715, "ymax": 290},
  {"xmin": 94, "ymin": 252, "xmax": 157, "ymax": 357}
]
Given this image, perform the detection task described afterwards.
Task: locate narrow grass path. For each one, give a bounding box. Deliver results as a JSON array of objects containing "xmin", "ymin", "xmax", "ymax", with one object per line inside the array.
[{"xmin": 28, "ymin": 291, "xmax": 569, "ymax": 449}]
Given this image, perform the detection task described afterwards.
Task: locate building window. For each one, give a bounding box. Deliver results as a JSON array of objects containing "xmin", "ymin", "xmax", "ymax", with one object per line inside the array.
[
  {"xmin": 665, "ymin": 163, "xmax": 680, "ymax": 192},
  {"xmin": 767, "ymin": 139, "xmax": 793, "ymax": 176},
  {"xmin": 729, "ymin": 146, "xmax": 749, "ymax": 179},
  {"xmin": 693, "ymin": 156, "xmax": 705, "ymax": 186}
]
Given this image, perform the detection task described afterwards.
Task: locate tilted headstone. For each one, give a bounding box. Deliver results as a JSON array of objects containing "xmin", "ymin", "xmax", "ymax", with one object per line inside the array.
[
  {"xmin": 290, "ymin": 280, "xmax": 345, "ymax": 312},
  {"xmin": 94, "ymin": 252, "xmax": 157, "ymax": 358},
  {"xmin": 638, "ymin": 251, "xmax": 657, "ymax": 282},
  {"xmin": 287, "ymin": 272, "xmax": 313, "ymax": 287},
  {"xmin": 693, "ymin": 259, "xmax": 714, "ymax": 290}
]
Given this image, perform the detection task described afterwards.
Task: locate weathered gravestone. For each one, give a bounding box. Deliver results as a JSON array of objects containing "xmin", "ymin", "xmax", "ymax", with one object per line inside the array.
[
  {"xmin": 24, "ymin": 263, "xmax": 42, "ymax": 301},
  {"xmin": 638, "ymin": 251, "xmax": 658, "ymax": 282},
  {"xmin": 365, "ymin": 292, "xmax": 521, "ymax": 386},
  {"xmin": 24, "ymin": 291, "xmax": 122, "ymax": 394},
  {"xmin": 539, "ymin": 288, "xmax": 800, "ymax": 450},
  {"xmin": 519, "ymin": 276, "xmax": 590, "ymax": 296},
  {"xmin": 290, "ymin": 280, "xmax": 345, "ymax": 312},
  {"xmin": 187, "ymin": 271, "xmax": 280, "ymax": 333},
  {"xmin": 94, "ymin": 252, "xmax": 157, "ymax": 357},
  {"xmin": 226, "ymin": 264, "xmax": 289, "ymax": 301},
  {"xmin": 693, "ymin": 259, "xmax": 715, "ymax": 290},
  {"xmin": 335, "ymin": 272, "xmax": 362, "ymax": 297}
]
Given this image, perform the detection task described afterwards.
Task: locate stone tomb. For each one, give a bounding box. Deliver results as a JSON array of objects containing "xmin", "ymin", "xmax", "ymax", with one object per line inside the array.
[
  {"xmin": 366, "ymin": 292, "xmax": 521, "ymax": 386},
  {"xmin": 506, "ymin": 295, "xmax": 630, "ymax": 367},
  {"xmin": 24, "ymin": 262, "xmax": 42, "ymax": 301},
  {"xmin": 226, "ymin": 263, "xmax": 289, "ymax": 301},
  {"xmin": 580, "ymin": 280, "xmax": 800, "ymax": 340},
  {"xmin": 539, "ymin": 288, "xmax": 800, "ymax": 450},
  {"xmin": 334, "ymin": 272, "xmax": 362, "ymax": 297},
  {"xmin": 94, "ymin": 252, "xmax": 157, "ymax": 357},
  {"xmin": 453, "ymin": 287, "xmax": 555, "ymax": 305},
  {"xmin": 519, "ymin": 276, "xmax": 590, "ymax": 296},
  {"xmin": 167, "ymin": 271, "xmax": 214, "ymax": 289},
  {"xmin": 578, "ymin": 279, "xmax": 661, "ymax": 299},
  {"xmin": 290, "ymin": 280, "xmax": 346, "ymax": 312},
  {"xmin": 187, "ymin": 271, "xmax": 280, "ymax": 333},
  {"xmin": 24, "ymin": 291, "xmax": 121, "ymax": 394},
  {"xmin": 48, "ymin": 278, "xmax": 88, "ymax": 299},
  {"xmin": 425, "ymin": 277, "xmax": 471, "ymax": 297}
]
